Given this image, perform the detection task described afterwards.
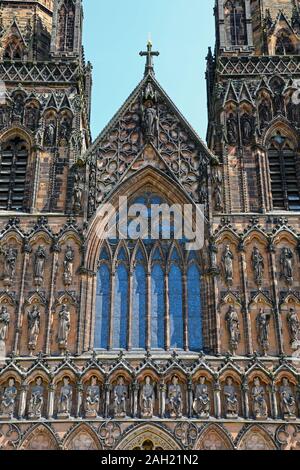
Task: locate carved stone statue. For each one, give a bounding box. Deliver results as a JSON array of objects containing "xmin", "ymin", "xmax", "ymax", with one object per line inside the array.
[
  {"xmin": 57, "ymin": 304, "xmax": 71, "ymax": 351},
  {"xmin": 143, "ymin": 105, "xmax": 158, "ymax": 140},
  {"xmin": 225, "ymin": 306, "xmax": 240, "ymax": 353},
  {"xmin": 241, "ymin": 113, "xmax": 254, "ymax": 145},
  {"xmin": 1, "ymin": 246, "xmax": 17, "ymax": 283},
  {"xmin": 252, "ymin": 247, "xmax": 264, "ymax": 285},
  {"xmin": 222, "ymin": 245, "xmax": 234, "ymax": 285},
  {"xmin": 57, "ymin": 377, "xmax": 73, "ymax": 418},
  {"xmin": 193, "ymin": 377, "xmax": 210, "ymax": 418},
  {"xmin": 25, "ymin": 106, "xmax": 39, "ymax": 131},
  {"xmin": 226, "ymin": 113, "xmax": 237, "ymax": 145},
  {"xmin": 167, "ymin": 376, "xmax": 183, "ymax": 419},
  {"xmin": 0, "ymin": 306, "xmax": 10, "ymax": 342},
  {"xmin": 28, "ymin": 377, "xmax": 44, "ymax": 419},
  {"xmin": 259, "ymin": 100, "xmax": 272, "ymax": 131},
  {"xmin": 256, "ymin": 309, "xmax": 271, "ymax": 355},
  {"xmin": 113, "ymin": 377, "xmax": 127, "ymax": 418},
  {"xmin": 140, "ymin": 376, "xmax": 155, "ymax": 419},
  {"xmin": 85, "ymin": 376, "xmax": 100, "ymax": 418},
  {"xmin": 59, "ymin": 117, "xmax": 72, "ymax": 144},
  {"xmin": 44, "ymin": 120, "xmax": 56, "ymax": 146},
  {"xmin": 252, "ymin": 377, "xmax": 268, "ymax": 419},
  {"xmin": 287, "ymin": 308, "xmax": 300, "ymax": 350},
  {"xmin": 34, "ymin": 246, "xmax": 46, "ymax": 286},
  {"xmin": 0, "ymin": 378, "xmax": 17, "ymax": 419},
  {"xmin": 27, "ymin": 305, "xmax": 40, "ymax": 352},
  {"xmin": 224, "ymin": 377, "xmax": 239, "ymax": 418},
  {"xmin": 12, "ymin": 94, "xmax": 24, "ymax": 120},
  {"xmin": 73, "ymin": 173, "xmax": 82, "ymax": 213},
  {"xmin": 280, "ymin": 248, "xmax": 294, "ymax": 283},
  {"xmin": 63, "ymin": 246, "xmax": 74, "ymax": 286},
  {"xmin": 279, "ymin": 378, "xmax": 297, "ymax": 421}
]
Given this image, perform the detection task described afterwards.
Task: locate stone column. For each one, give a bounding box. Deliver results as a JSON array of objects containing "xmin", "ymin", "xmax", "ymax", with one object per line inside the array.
[
  {"xmin": 187, "ymin": 377, "xmax": 193, "ymax": 418},
  {"xmin": 76, "ymin": 381, "xmax": 83, "ymax": 418},
  {"xmin": 104, "ymin": 382, "xmax": 110, "ymax": 419},
  {"xmin": 14, "ymin": 243, "xmax": 30, "ymax": 354},
  {"xmin": 146, "ymin": 271, "xmax": 151, "ymax": 351},
  {"xmin": 47, "ymin": 382, "xmax": 56, "ymax": 419},
  {"xmin": 46, "ymin": 245, "xmax": 60, "ymax": 355},
  {"xmin": 239, "ymin": 242, "xmax": 252, "ymax": 355},
  {"xmin": 270, "ymin": 381, "xmax": 278, "ymax": 420},
  {"xmin": 164, "ymin": 272, "xmax": 170, "ymax": 350},
  {"xmin": 18, "ymin": 381, "xmax": 28, "ymax": 419},
  {"xmin": 183, "ymin": 272, "xmax": 189, "ymax": 351},
  {"xmin": 242, "ymin": 378, "xmax": 250, "ymax": 419},
  {"xmin": 214, "ymin": 379, "xmax": 222, "ymax": 419},
  {"xmin": 132, "ymin": 381, "xmax": 139, "ymax": 418},
  {"xmin": 128, "ymin": 268, "xmax": 133, "ymax": 350},
  {"xmin": 268, "ymin": 242, "xmax": 284, "ymax": 354},
  {"xmin": 160, "ymin": 381, "xmax": 166, "ymax": 418}
]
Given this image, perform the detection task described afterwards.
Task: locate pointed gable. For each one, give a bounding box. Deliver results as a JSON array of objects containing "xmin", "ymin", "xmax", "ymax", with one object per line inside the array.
[{"xmin": 86, "ymin": 69, "xmax": 217, "ymax": 218}]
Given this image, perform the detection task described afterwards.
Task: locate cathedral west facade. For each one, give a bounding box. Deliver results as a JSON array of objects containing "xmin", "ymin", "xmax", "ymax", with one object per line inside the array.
[{"xmin": 0, "ymin": 0, "xmax": 300, "ymax": 451}]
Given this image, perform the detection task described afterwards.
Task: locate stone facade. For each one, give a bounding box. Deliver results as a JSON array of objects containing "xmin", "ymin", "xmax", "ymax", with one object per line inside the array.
[{"xmin": 0, "ymin": 0, "xmax": 299, "ymax": 451}]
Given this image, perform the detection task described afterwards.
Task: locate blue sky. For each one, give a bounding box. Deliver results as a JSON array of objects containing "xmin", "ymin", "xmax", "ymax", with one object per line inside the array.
[{"xmin": 83, "ymin": 0, "xmax": 215, "ymax": 142}]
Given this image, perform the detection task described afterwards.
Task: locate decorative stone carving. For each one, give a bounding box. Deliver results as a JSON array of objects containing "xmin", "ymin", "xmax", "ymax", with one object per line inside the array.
[
  {"xmin": 57, "ymin": 304, "xmax": 71, "ymax": 352},
  {"xmin": 0, "ymin": 106, "xmax": 11, "ymax": 129},
  {"xmin": 12, "ymin": 94, "xmax": 24, "ymax": 121},
  {"xmin": 27, "ymin": 305, "xmax": 40, "ymax": 353},
  {"xmin": 224, "ymin": 377, "xmax": 239, "ymax": 418},
  {"xmin": 34, "ymin": 246, "xmax": 46, "ymax": 286},
  {"xmin": 226, "ymin": 113, "xmax": 238, "ymax": 145},
  {"xmin": 0, "ymin": 306, "xmax": 10, "ymax": 343},
  {"xmin": 225, "ymin": 306, "xmax": 240, "ymax": 354},
  {"xmin": 242, "ymin": 432, "xmax": 271, "ymax": 450},
  {"xmin": 256, "ymin": 309, "xmax": 271, "ymax": 355},
  {"xmin": 259, "ymin": 100, "xmax": 272, "ymax": 131},
  {"xmin": 212, "ymin": 167, "xmax": 223, "ymax": 211},
  {"xmin": 113, "ymin": 377, "xmax": 128, "ymax": 418},
  {"xmin": 279, "ymin": 378, "xmax": 297, "ymax": 421},
  {"xmin": 85, "ymin": 376, "xmax": 100, "ymax": 418},
  {"xmin": 99, "ymin": 422, "xmax": 121, "ymax": 448},
  {"xmin": 287, "ymin": 308, "xmax": 300, "ymax": 350},
  {"xmin": 69, "ymin": 432, "xmax": 98, "ymax": 450},
  {"xmin": 280, "ymin": 248, "xmax": 293, "ymax": 284},
  {"xmin": 25, "ymin": 106, "xmax": 39, "ymax": 131},
  {"xmin": 0, "ymin": 423, "xmax": 21, "ymax": 450},
  {"xmin": 252, "ymin": 247, "xmax": 264, "ymax": 286},
  {"xmin": 277, "ymin": 424, "xmax": 300, "ymax": 450},
  {"xmin": 1, "ymin": 246, "xmax": 17, "ymax": 284},
  {"xmin": 63, "ymin": 246, "xmax": 74, "ymax": 286},
  {"xmin": 252, "ymin": 377, "xmax": 268, "ymax": 420},
  {"xmin": 167, "ymin": 376, "xmax": 183, "ymax": 419},
  {"xmin": 59, "ymin": 116, "xmax": 72, "ymax": 145},
  {"xmin": 241, "ymin": 112, "xmax": 254, "ymax": 145},
  {"xmin": 73, "ymin": 173, "xmax": 83, "ymax": 214},
  {"xmin": 28, "ymin": 377, "xmax": 44, "ymax": 419},
  {"xmin": 57, "ymin": 377, "xmax": 73, "ymax": 418},
  {"xmin": 174, "ymin": 422, "xmax": 198, "ymax": 449},
  {"xmin": 140, "ymin": 376, "xmax": 155, "ymax": 419},
  {"xmin": 142, "ymin": 104, "xmax": 158, "ymax": 141},
  {"xmin": 0, "ymin": 378, "xmax": 17, "ymax": 419},
  {"xmin": 222, "ymin": 245, "xmax": 234, "ymax": 285},
  {"xmin": 44, "ymin": 120, "xmax": 56, "ymax": 147},
  {"xmin": 193, "ymin": 377, "xmax": 210, "ymax": 419}
]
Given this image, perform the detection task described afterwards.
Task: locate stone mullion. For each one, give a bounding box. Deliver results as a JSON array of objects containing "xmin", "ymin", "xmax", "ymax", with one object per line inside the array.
[
  {"xmin": 146, "ymin": 270, "xmax": 151, "ymax": 351},
  {"xmin": 86, "ymin": 274, "xmax": 97, "ymax": 352},
  {"xmin": 164, "ymin": 268, "xmax": 170, "ymax": 351},
  {"xmin": 13, "ymin": 248, "xmax": 29, "ymax": 355},
  {"xmin": 18, "ymin": 381, "xmax": 28, "ymax": 419},
  {"xmin": 45, "ymin": 250, "xmax": 59, "ymax": 355},
  {"xmin": 104, "ymin": 382, "xmax": 110, "ymax": 419},
  {"xmin": 255, "ymin": 149, "xmax": 266, "ymax": 212},
  {"xmin": 47, "ymin": 382, "xmax": 55, "ymax": 419},
  {"xmin": 239, "ymin": 248, "xmax": 253, "ymax": 355},
  {"xmin": 182, "ymin": 271, "xmax": 189, "ymax": 351},
  {"xmin": 108, "ymin": 268, "xmax": 116, "ymax": 350},
  {"xmin": 242, "ymin": 378, "xmax": 250, "ymax": 419},
  {"xmin": 127, "ymin": 267, "xmax": 133, "ymax": 351},
  {"xmin": 268, "ymin": 245, "xmax": 284, "ymax": 355},
  {"xmin": 30, "ymin": 147, "xmax": 40, "ymax": 212},
  {"xmin": 211, "ymin": 274, "xmax": 221, "ymax": 354},
  {"xmin": 187, "ymin": 377, "xmax": 193, "ymax": 418},
  {"xmin": 160, "ymin": 381, "xmax": 166, "ymax": 418},
  {"xmin": 261, "ymin": 149, "xmax": 272, "ymax": 212},
  {"xmin": 213, "ymin": 379, "xmax": 221, "ymax": 419},
  {"xmin": 270, "ymin": 381, "xmax": 278, "ymax": 420},
  {"xmin": 76, "ymin": 273, "xmax": 86, "ymax": 354},
  {"xmin": 75, "ymin": 381, "xmax": 83, "ymax": 419}
]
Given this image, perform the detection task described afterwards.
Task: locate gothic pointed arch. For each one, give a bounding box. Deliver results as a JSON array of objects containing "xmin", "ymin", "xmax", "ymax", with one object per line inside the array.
[
  {"xmin": 236, "ymin": 425, "xmax": 277, "ymax": 450},
  {"xmin": 194, "ymin": 424, "xmax": 234, "ymax": 450},
  {"xmin": 115, "ymin": 424, "xmax": 182, "ymax": 450},
  {"xmin": 20, "ymin": 424, "xmax": 59, "ymax": 450},
  {"xmin": 62, "ymin": 423, "xmax": 102, "ymax": 450}
]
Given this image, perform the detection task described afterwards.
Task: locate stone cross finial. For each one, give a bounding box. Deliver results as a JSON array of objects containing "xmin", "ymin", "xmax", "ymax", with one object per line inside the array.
[{"xmin": 139, "ymin": 40, "xmax": 160, "ymax": 76}]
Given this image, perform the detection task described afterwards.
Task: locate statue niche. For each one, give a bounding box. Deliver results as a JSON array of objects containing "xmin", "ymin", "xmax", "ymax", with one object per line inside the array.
[
  {"xmin": 193, "ymin": 377, "xmax": 210, "ymax": 419},
  {"xmin": 113, "ymin": 376, "xmax": 128, "ymax": 418},
  {"xmin": 0, "ymin": 378, "xmax": 17, "ymax": 419},
  {"xmin": 140, "ymin": 376, "xmax": 155, "ymax": 419},
  {"xmin": 279, "ymin": 378, "xmax": 297, "ymax": 421},
  {"xmin": 85, "ymin": 376, "xmax": 100, "ymax": 418},
  {"xmin": 167, "ymin": 376, "xmax": 183, "ymax": 419},
  {"xmin": 28, "ymin": 377, "xmax": 44, "ymax": 420}
]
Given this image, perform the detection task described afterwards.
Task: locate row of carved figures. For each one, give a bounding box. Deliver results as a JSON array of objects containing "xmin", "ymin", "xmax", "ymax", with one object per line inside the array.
[
  {"xmin": 0, "ymin": 375, "xmax": 299, "ymax": 422},
  {"xmin": 225, "ymin": 305, "xmax": 300, "ymax": 355},
  {"xmin": 220, "ymin": 245, "xmax": 294, "ymax": 286},
  {"xmin": 0, "ymin": 244, "xmax": 75, "ymax": 288},
  {"xmin": 0, "ymin": 304, "xmax": 71, "ymax": 353}
]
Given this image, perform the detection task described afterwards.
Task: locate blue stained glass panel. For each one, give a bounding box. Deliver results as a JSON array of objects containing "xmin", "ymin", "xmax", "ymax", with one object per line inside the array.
[
  {"xmin": 151, "ymin": 264, "xmax": 165, "ymax": 349},
  {"xmin": 187, "ymin": 264, "xmax": 202, "ymax": 351},
  {"xmin": 169, "ymin": 265, "xmax": 184, "ymax": 349},
  {"xmin": 95, "ymin": 264, "xmax": 110, "ymax": 349},
  {"xmin": 113, "ymin": 264, "xmax": 128, "ymax": 349}
]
